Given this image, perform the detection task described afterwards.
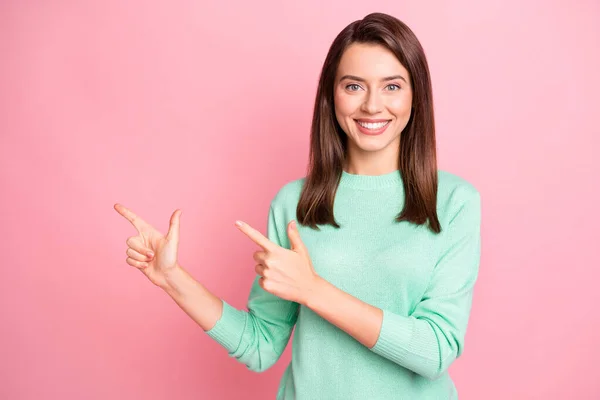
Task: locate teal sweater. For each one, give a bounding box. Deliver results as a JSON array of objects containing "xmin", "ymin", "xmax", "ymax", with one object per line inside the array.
[{"xmin": 206, "ymin": 169, "xmax": 481, "ymax": 399}]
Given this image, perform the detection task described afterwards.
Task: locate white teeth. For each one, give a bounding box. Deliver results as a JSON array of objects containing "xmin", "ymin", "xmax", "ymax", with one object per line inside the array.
[{"xmin": 357, "ymin": 121, "xmax": 390, "ymax": 129}]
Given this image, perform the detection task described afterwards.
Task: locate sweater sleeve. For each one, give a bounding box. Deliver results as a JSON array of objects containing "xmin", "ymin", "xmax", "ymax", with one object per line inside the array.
[
  {"xmin": 204, "ymin": 204, "xmax": 300, "ymax": 372},
  {"xmin": 369, "ymin": 190, "xmax": 481, "ymax": 380}
]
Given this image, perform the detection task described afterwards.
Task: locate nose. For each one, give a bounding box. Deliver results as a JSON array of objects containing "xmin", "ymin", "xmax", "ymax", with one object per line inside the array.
[{"xmin": 360, "ymin": 90, "xmax": 383, "ymax": 114}]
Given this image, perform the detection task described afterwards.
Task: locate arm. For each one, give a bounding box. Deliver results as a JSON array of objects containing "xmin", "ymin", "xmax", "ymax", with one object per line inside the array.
[
  {"xmin": 305, "ymin": 191, "xmax": 482, "ymax": 380},
  {"xmin": 162, "ymin": 264, "xmax": 224, "ymax": 332},
  {"xmin": 162, "ymin": 204, "xmax": 299, "ymax": 373}
]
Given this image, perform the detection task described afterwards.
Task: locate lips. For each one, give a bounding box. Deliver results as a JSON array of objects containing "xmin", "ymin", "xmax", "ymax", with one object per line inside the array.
[
  {"xmin": 354, "ymin": 119, "xmax": 391, "ymax": 136},
  {"xmin": 355, "ymin": 119, "xmax": 390, "ymax": 123}
]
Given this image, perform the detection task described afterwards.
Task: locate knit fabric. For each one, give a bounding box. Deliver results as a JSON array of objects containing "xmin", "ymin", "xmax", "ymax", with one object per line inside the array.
[{"xmin": 206, "ymin": 169, "xmax": 481, "ymax": 399}]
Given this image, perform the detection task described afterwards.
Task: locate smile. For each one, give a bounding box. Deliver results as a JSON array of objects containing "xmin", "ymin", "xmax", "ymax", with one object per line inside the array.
[{"xmin": 354, "ymin": 120, "xmax": 391, "ymax": 135}]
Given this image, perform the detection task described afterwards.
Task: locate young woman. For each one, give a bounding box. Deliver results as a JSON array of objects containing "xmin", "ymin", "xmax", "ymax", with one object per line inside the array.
[{"xmin": 115, "ymin": 12, "xmax": 481, "ymax": 400}]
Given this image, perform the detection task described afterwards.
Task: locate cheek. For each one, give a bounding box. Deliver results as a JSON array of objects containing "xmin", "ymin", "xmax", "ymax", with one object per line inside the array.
[
  {"xmin": 388, "ymin": 97, "xmax": 412, "ymax": 117},
  {"xmin": 334, "ymin": 91, "xmax": 358, "ymax": 118}
]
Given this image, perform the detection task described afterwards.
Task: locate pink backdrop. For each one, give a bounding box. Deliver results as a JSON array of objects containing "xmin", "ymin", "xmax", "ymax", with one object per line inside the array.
[{"xmin": 1, "ymin": 1, "xmax": 599, "ymax": 399}]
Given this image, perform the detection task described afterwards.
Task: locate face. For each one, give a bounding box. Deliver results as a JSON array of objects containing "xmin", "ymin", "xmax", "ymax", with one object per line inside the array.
[{"xmin": 333, "ymin": 42, "xmax": 413, "ymax": 166}]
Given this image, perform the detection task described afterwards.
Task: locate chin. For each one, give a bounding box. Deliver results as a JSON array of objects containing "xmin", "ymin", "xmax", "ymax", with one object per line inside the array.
[
  {"xmin": 352, "ymin": 141, "xmax": 390, "ymax": 153},
  {"xmin": 351, "ymin": 134, "xmax": 401, "ymax": 152}
]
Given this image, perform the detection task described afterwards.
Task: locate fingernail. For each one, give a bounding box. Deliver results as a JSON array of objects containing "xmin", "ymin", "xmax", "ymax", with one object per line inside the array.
[
  {"xmin": 147, "ymin": 251, "xmax": 154, "ymax": 257},
  {"xmin": 235, "ymin": 220, "xmax": 243, "ymax": 227},
  {"xmin": 290, "ymin": 220, "xmax": 296, "ymax": 229}
]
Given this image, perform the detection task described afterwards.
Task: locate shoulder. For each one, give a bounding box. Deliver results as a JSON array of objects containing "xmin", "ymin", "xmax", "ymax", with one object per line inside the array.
[
  {"xmin": 437, "ymin": 169, "xmax": 480, "ymax": 202},
  {"xmin": 266, "ymin": 177, "xmax": 305, "ymax": 239},
  {"xmin": 269, "ymin": 176, "xmax": 306, "ymax": 210},
  {"xmin": 436, "ymin": 169, "xmax": 481, "ymax": 226}
]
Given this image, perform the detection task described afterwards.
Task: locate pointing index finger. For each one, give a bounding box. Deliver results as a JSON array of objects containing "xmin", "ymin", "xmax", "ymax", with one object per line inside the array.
[
  {"xmin": 235, "ymin": 220, "xmax": 275, "ymax": 251},
  {"xmin": 114, "ymin": 203, "xmax": 144, "ymax": 232}
]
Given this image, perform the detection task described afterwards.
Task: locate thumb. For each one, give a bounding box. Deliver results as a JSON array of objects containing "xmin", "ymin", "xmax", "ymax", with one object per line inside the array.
[
  {"xmin": 167, "ymin": 209, "xmax": 182, "ymax": 242},
  {"xmin": 287, "ymin": 220, "xmax": 306, "ymax": 254}
]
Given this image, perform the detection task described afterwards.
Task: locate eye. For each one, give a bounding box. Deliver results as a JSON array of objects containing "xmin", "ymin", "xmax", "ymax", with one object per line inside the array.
[
  {"xmin": 386, "ymin": 84, "xmax": 401, "ymax": 91},
  {"xmin": 345, "ymin": 84, "xmax": 362, "ymax": 91}
]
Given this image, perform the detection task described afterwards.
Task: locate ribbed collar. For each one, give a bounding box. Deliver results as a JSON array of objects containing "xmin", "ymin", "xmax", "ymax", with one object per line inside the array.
[{"xmin": 339, "ymin": 169, "xmax": 403, "ymax": 189}]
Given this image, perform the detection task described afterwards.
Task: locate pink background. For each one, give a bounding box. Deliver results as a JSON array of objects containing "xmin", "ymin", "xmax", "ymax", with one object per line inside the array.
[{"xmin": 1, "ymin": 1, "xmax": 598, "ymax": 399}]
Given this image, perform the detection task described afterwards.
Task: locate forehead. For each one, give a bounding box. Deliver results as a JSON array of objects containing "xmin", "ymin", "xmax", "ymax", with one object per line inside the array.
[{"xmin": 336, "ymin": 42, "xmax": 409, "ymax": 79}]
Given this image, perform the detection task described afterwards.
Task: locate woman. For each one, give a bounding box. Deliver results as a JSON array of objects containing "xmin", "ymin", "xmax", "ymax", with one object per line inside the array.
[{"xmin": 115, "ymin": 12, "xmax": 481, "ymax": 399}]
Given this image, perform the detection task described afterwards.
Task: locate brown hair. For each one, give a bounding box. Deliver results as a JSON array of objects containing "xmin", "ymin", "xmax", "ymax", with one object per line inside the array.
[{"xmin": 296, "ymin": 12, "xmax": 441, "ymax": 234}]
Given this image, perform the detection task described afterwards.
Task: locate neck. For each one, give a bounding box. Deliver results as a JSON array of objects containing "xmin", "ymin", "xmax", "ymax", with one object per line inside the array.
[
  {"xmin": 343, "ymin": 139, "xmax": 400, "ymax": 175},
  {"xmin": 343, "ymin": 158, "xmax": 399, "ymax": 176}
]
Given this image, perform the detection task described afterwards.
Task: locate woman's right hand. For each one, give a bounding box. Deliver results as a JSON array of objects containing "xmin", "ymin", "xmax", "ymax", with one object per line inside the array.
[{"xmin": 114, "ymin": 203, "xmax": 182, "ymax": 289}]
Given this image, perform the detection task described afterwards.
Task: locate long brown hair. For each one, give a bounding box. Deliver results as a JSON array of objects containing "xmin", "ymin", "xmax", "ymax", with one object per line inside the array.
[{"xmin": 296, "ymin": 12, "xmax": 441, "ymax": 234}]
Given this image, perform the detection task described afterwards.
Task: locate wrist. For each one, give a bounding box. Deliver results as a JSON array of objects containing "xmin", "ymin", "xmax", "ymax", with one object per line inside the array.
[
  {"xmin": 161, "ymin": 263, "xmax": 188, "ymax": 297},
  {"xmin": 303, "ymin": 275, "xmax": 330, "ymax": 309}
]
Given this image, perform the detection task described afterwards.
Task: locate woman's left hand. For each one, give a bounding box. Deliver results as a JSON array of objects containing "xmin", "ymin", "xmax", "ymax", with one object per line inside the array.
[{"xmin": 235, "ymin": 219, "xmax": 320, "ymax": 305}]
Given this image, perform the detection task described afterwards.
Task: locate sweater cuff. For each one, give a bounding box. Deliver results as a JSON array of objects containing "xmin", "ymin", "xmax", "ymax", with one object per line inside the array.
[
  {"xmin": 370, "ymin": 309, "xmax": 415, "ymax": 363},
  {"xmin": 204, "ymin": 300, "xmax": 248, "ymax": 354}
]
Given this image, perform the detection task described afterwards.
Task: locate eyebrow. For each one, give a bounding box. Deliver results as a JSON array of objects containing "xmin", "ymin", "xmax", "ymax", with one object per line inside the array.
[{"xmin": 339, "ymin": 74, "xmax": 407, "ymax": 83}]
